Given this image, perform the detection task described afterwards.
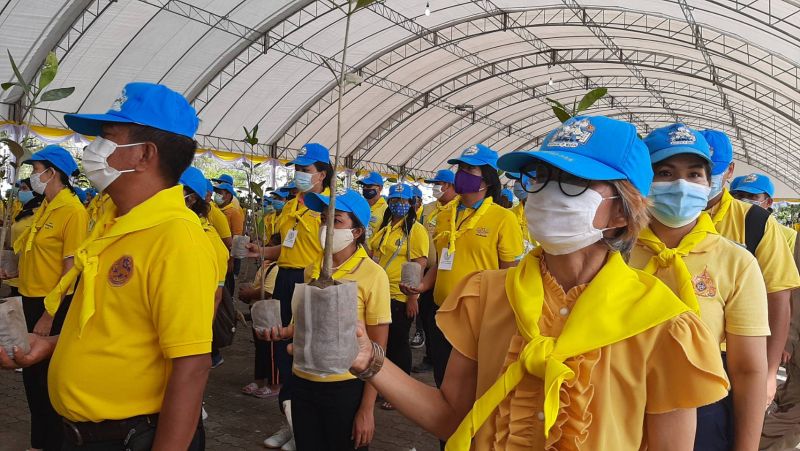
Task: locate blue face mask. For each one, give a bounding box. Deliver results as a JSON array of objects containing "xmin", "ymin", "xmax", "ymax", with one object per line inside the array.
[
  {"xmin": 648, "ymin": 179, "xmax": 712, "ymax": 228},
  {"xmin": 272, "ymin": 200, "xmax": 285, "ymax": 211},
  {"xmin": 512, "ymin": 181, "xmax": 527, "ymax": 201},
  {"xmin": 708, "ymin": 173, "xmax": 725, "ymax": 200},
  {"xmin": 389, "ymin": 202, "xmax": 410, "ymax": 218},
  {"xmin": 18, "ymin": 190, "xmax": 34, "ymax": 205}
]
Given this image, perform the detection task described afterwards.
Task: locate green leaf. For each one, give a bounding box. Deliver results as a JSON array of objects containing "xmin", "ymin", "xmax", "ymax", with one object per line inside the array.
[
  {"xmin": 0, "ymin": 138, "xmax": 25, "ymax": 160},
  {"xmin": 7, "ymin": 50, "xmax": 27, "ymax": 90},
  {"xmin": 551, "ymin": 106, "xmax": 572, "ymax": 123},
  {"xmin": 252, "ymin": 124, "xmax": 258, "ymax": 137},
  {"xmin": 545, "ymin": 97, "xmax": 568, "ymax": 112},
  {"xmin": 40, "ymin": 86, "xmax": 74, "ymax": 102},
  {"xmin": 354, "ymin": 0, "xmax": 378, "ymax": 11},
  {"xmin": 243, "ymin": 126, "xmax": 251, "ymax": 141},
  {"xmin": 38, "ymin": 51, "xmax": 58, "ymax": 90},
  {"xmin": 1, "ymin": 82, "xmax": 16, "ymax": 91},
  {"xmin": 249, "ymin": 181, "xmax": 263, "ymax": 198},
  {"xmin": 576, "ymin": 87, "xmax": 608, "ymax": 113}
]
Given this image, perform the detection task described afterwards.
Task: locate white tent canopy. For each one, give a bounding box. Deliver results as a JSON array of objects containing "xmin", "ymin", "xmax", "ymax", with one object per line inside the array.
[{"xmin": 2, "ymin": 0, "xmax": 799, "ymax": 193}]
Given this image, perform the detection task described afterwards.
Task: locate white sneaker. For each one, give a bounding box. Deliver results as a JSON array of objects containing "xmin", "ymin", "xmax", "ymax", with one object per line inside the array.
[
  {"xmin": 263, "ymin": 425, "xmax": 292, "ymax": 448},
  {"xmin": 280, "ymin": 438, "xmax": 296, "ymax": 451}
]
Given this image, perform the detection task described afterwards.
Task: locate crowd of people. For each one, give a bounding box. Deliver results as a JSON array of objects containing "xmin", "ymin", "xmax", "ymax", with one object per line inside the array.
[{"xmin": 0, "ymin": 81, "xmax": 800, "ymax": 451}]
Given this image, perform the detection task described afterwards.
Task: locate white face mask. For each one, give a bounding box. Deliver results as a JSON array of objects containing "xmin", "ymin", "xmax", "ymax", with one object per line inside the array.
[
  {"xmin": 294, "ymin": 171, "xmax": 317, "ymax": 192},
  {"xmin": 83, "ymin": 137, "xmax": 142, "ymax": 191},
  {"xmin": 525, "ymin": 182, "xmax": 618, "ymax": 255},
  {"xmin": 432, "ymin": 185, "xmax": 444, "ymax": 199},
  {"xmin": 318, "ymin": 225, "xmax": 355, "ymax": 254},
  {"xmin": 30, "ymin": 169, "xmax": 53, "ymax": 195},
  {"xmin": 213, "ymin": 193, "xmax": 225, "ymax": 205}
]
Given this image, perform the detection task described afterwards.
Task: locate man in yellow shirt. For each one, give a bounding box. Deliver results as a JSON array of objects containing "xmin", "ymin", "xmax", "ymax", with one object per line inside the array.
[
  {"xmin": 703, "ymin": 129, "xmax": 800, "ymax": 407},
  {"xmin": 206, "ymin": 180, "xmax": 232, "ymax": 248},
  {"xmin": 212, "ymin": 181, "xmax": 244, "ymax": 236},
  {"xmin": 0, "ymin": 82, "xmax": 217, "ymax": 450},
  {"xmin": 356, "ymin": 171, "xmax": 387, "ymax": 244}
]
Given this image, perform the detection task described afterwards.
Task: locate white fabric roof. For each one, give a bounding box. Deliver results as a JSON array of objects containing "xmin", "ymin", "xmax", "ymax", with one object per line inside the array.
[{"xmin": 2, "ymin": 0, "xmax": 799, "ymax": 193}]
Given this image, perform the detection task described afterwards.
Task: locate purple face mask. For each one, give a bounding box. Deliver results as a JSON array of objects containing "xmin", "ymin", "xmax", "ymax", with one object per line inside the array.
[{"xmin": 454, "ymin": 169, "xmax": 483, "ymax": 194}]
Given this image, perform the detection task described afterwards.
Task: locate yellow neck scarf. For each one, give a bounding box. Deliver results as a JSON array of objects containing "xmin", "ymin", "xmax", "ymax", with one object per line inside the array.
[
  {"xmin": 309, "ymin": 246, "xmax": 368, "ymax": 280},
  {"xmin": 709, "ymin": 189, "xmax": 733, "ymax": 227},
  {"xmin": 446, "ymin": 247, "xmax": 690, "ymax": 449},
  {"xmin": 14, "ymin": 189, "xmax": 81, "ymax": 254},
  {"xmin": 437, "ymin": 197, "xmax": 492, "ymax": 253},
  {"xmin": 286, "ymin": 188, "xmax": 329, "ymax": 233},
  {"xmin": 637, "ymin": 213, "xmax": 717, "ymax": 315},
  {"xmin": 43, "ymin": 186, "xmax": 201, "ymax": 334}
]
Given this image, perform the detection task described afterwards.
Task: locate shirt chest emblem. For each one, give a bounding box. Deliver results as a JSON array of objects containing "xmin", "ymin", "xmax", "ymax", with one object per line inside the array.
[
  {"xmin": 43, "ymin": 222, "xmax": 54, "ymax": 230},
  {"xmin": 108, "ymin": 255, "xmax": 134, "ymax": 287},
  {"xmin": 475, "ymin": 227, "xmax": 489, "ymax": 237},
  {"xmin": 692, "ymin": 267, "xmax": 717, "ymax": 297}
]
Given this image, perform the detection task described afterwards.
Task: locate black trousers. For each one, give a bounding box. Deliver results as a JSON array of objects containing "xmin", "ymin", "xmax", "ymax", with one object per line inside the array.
[
  {"xmin": 387, "ymin": 300, "xmax": 412, "ymax": 374},
  {"xmin": 252, "ymin": 327, "xmax": 279, "ymax": 384},
  {"xmin": 418, "ymin": 289, "xmax": 435, "ymax": 363},
  {"xmin": 21, "ymin": 295, "xmax": 63, "ymax": 451},
  {"xmin": 695, "ymin": 353, "xmax": 732, "ymax": 451},
  {"xmin": 426, "ymin": 301, "xmax": 452, "ymax": 388},
  {"xmin": 292, "ymin": 376, "xmax": 367, "ymax": 451},
  {"xmin": 273, "ymin": 267, "xmax": 305, "ymax": 409},
  {"xmin": 61, "ymin": 415, "xmax": 205, "ymax": 450}
]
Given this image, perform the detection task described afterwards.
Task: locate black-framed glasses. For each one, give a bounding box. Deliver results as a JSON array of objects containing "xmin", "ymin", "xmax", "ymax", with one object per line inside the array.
[{"xmin": 520, "ymin": 163, "xmax": 592, "ymax": 197}]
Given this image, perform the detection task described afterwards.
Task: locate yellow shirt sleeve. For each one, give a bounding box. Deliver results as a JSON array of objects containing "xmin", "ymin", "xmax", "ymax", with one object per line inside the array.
[
  {"xmin": 61, "ymin": 205, "xmax": 89, "ymax": 259},
  {"xmin": 409, "ymin": 222, "xmax": 430, "ymax": 261},
  {"xmin": 150, "ymin": 233, "xmax": 216, "ymax": 359},
  {"xmin": 362, "ymin": 260, "xmax": 392, "ymax": 326},
  {"xmin": 208, "ymin": 205, "xmax": 232, "ymax": 239},
  {"xmin": 497, "ymin": 208, "xmax": 524, "ymax": 262},
  {"xmin": 757, "ymin": 216, "xmax": 800, "ymax": 293},
  {"xmin": 724, "ymin": 254, "xmax": 771, "ymax": 336}
]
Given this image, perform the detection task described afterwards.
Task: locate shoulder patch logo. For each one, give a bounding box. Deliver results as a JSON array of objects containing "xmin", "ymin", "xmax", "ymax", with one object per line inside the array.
[
  {"xmin": 108, "ymin": 255, "xmax": 134, "ymax": 287},
  {"xmin": 548, "ymin": 118, "xmax": 595, "ymax": 148},
  {"xmin": 692, "ymin": 266, "xmax": 717, "ymax": 297}
]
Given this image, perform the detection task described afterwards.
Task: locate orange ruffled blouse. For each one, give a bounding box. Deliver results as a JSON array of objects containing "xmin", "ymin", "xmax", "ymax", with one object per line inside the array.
[{"xmin": 437, "ymin": 260, "xmax": 729, "ymax": 450}]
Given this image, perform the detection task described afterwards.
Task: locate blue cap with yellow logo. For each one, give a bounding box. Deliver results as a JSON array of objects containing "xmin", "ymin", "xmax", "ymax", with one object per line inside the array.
[{"xmin": 731, "ymin": 173, "xmax": 775, "ymax": 198}]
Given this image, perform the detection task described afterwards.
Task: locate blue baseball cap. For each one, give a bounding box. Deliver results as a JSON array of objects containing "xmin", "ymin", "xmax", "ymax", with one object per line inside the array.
[
  {"xmin": 213, "ymin": 182, "xmax": 237, "ymax": 197},
  {"xmin": 701, "ymin": 130, "xmax": 734, "ymax": 176},
  {"xmin": 424, "ymin": 169, "xmax": 455, "ymax": 184},
  {"xmin": 448, "ymin": 144, "xmax": 499, "ymax": 170},
  {"xmin": 64, "ymin": 82, "xmax": 198, "ymax": 138},
  {"xmin": 286, "ymin": 143, "xmax": 331, "ymax": 167},
  {"xmin": 24, "ymin": 145, "xmax": 79, "ymax": 177},
  {"xmin": 644, "ymin": 124, "xmax": 711, "ymax": 165},
  {"xmin": 731, "ymin": 173, "xmax": 775, "ymax": 198},
  {"xmin": 498, "ymin": 116, "xmax": 654, "ymax": 196},
  {"xmin": 501, "ymin": 188, "xmax": 514, "ymax": 203},
  {"xmin": 180, "ymin": 166, "xmax": 209, "ymax": 198},
  {"xmin": 412, "ymin": 185, "xmax": 422, "ymax": 198},
  {"xmin": 205, "ymin": 180, "xmax": 214, "ymax": 196},
  {"xmin": 356, "ymin": 171, "xmax": 384, "ymax": 186},
  {"xmin": 212, "ymin": 174, "xmax": 234, "ymax": 185},
  {"xmin": 74, "ymin": 187, "xmax": 87, "ymax": 203},
  {"xmin": 387, "ymin": 183, "xmax": 414, "ymax": 200},
  {"xmin": 271, "ymin": 189, "xmax": 289, "ymax": 199},
  {"xmin": 304, "ymin": 189, "xmax": 371, "ymax": 229}
]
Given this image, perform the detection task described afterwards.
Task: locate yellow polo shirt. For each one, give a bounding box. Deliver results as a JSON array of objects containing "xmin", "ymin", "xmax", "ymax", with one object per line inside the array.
[
  {"xmin": 201, "ymin": 218, "xmax": 228, "ymax": 286},
  {"xmin": 780, "ymin": 223, "xmax": 798, "ymax": 251},
  {"xmin": 48, "ymin": 186, "xmax": 217, "ymax": 422},
  {"xmin": 208, "ymin": 203, "xmax": 232, "ymax": 240},
  {"xmin": 370, "ymin": 220, "xmax": 429, "ymax": 302},
  {"xmin": 295, "ymin": 246, "xmax": 391, "ymax": 382},
  {"xmin": 6, "ymin": 210, "xmax": 37, "ymax": 289},
  {"xmin": 17, "ymin": 189, "xmax": 88, "ymax": 297},
  {"xmin": 707, "ymin": 190, "xmax": 800, "ymax": 293},
  {"xmin": 629, "ymin": 233, "xmax": 770, "ymax": 344},
  {"xmin": 275, "ymin": 189, "xmax": 328, "ymax": 269},
  {"xmin": 220, "ymin": 201, "xmax": 245, "ymax": 236},
  {"xmin": 367, "ymin": 197, "xmax": 388, "ymax": 242},
  {"xmin": 432, "ymin": 198, "xmax": 523, "ymax": 305}
]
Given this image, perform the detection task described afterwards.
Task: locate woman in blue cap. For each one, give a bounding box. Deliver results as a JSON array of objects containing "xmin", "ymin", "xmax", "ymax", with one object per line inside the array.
[
  {"xmin": 401, "ymin": 143, "xmax": 523, "ymax": 389},
  {"xmin": 257, "ymin": 189, "xmax": 391, "ymax": 451},
  {"xmin": 4, "ymin": 145, "xmax": 89, "ymax": 451},
  {"xmin": 370, "ymin": 183, "xmax": 429, "ymax": 409},
  {"xmin": 629, "ymin": 124, "xmax": 770, "ymax": 451},
  {"xmin": 348, "ymin": 116, "xmax": 730, "ymax": 450}
]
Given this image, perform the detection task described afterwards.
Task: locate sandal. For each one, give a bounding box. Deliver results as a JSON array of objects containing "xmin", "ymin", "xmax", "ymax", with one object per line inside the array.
[
  {"xmin": 241, "ymin": 382, "xmax": 259, "ymax": 395},
  {"xmin": 253, "ymin": 386, "xmax": 278, "ymax": 398},
  {"xmin": 380, "ymin": 401, "xmax": 395, "ymax": 410}
]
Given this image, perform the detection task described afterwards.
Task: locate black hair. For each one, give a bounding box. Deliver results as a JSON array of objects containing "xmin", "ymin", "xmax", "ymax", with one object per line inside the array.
[
  {"xmin": 128, "ymin": 124, "xmax": 198, "ymax": 185},
  {"xmin": 40, "ymin": 161, "xmax": 76, "ymax": 193},
  {"xmin": 185, "ymin": 190, "xmax": 210, "ymax": 218},
  {"xmin": 313, "ymin": 161, "xmax": 334, "ymax": 191},
  {"xmin": 480, "ymin": 165, "xmax": 502, "ymax": 203},
  {"xmin": 268, "ymin": 233, "xmax": 282, "ymax": 246},
  {"xmin": 346, "ymin": 212, "xmax": 367, "ymax": 246},
  {"xmin": 379, "ymin": 199, "xmax": 417, "ymax": 238},
  {"xmin": 18, "ymin": 178, "xmax": 31, "ymax": 191}
]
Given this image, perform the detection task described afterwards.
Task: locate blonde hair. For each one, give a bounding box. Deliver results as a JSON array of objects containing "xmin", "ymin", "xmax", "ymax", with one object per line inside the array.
[{"xmin": 606, "ymin": 179, "xmax": 651, "ymax": 256}]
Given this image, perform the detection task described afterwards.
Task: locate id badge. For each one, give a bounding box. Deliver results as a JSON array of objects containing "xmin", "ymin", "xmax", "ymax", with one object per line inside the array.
[
  {"xmin": 438, "ymin": 248, "xmax": 455, "ymax": 271},
  {"xmin": 283, "ymin": 229, "xmax": 298, "ymax": 248}
]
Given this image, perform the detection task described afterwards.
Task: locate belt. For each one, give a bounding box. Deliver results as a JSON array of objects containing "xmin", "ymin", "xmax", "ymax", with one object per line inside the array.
[{"xmin": 62, "ymin": 414, "xmax": 158, "ymax": 446}]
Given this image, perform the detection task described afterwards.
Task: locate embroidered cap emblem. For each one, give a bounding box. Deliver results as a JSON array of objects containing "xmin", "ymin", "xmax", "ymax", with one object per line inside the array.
[
  {"xmin": 110, "ymin": 88, "xmax": 127, "ymax": 112},
  {"xmin": 463, "ymin": 145, "xmax": 480, "ymax": 156},
  {"xmin": 669, "ymin": 125, "xmax": 696, "ymax": 146},
  {"xmin": 547, "ymin": 118, "xmax": 595, "ymax": 148},
  {"xmin": 744, "ymin": 173, "xmax": 759, "ymax": 183},
  {"xmin": 108, "ymin": 255, "xmax": 134, "ymax": 287},
  {"xmin": 297, "ymin": 146, "xmax": 307, "ymax": 157}
]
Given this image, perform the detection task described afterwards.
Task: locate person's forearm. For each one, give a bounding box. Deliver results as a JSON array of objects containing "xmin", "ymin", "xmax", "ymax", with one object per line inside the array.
[
  {"xmin": 730, "ymin": 369, "xmax": 767, "ymax": 451},
  {"xmin": 767, "ymin": 291, "xmax": 791, "ymax": 375},
  {"xmin": 151, "ymin": 354, "xmax": 210, "ymax": 451},
  {"xmin": 261, "ymin": 245, "xmax": 281, "ymax": 261},
  {"xmin": 420, "ymin": 265, "xmax": 437, "ymax": 292},
  {"xmin": 646, "ymin": 409, "xmax": 696, "ymax": 451}
]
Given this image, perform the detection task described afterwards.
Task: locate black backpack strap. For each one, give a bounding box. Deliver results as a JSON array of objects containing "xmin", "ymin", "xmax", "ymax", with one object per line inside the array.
[{"xmin": 744, "ymin": 205, "xmax": 770, "ymax": 255}]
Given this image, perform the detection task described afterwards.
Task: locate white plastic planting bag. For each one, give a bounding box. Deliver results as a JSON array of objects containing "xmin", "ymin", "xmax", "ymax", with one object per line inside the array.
[
  {"xmin": 0, "ymin": 297, "xmax": 28, "ymax": 360},
  {"xmin": 292, "ymin": 281, "xmax": 359, "ymax": 377},
  {"xmin": 231, "ymin": 235, "xmax": 250, "ymax": 259},
  {"xmin": 251, "ymin": 299, "xmax": 282, "ymax": 333},
  {"xmin": 400, "ymin": 261, "xmax": 423, "ymax": 288},
  {"xmin": 0, "ymin": 250, "xmax": 19, "ymax": 276}
]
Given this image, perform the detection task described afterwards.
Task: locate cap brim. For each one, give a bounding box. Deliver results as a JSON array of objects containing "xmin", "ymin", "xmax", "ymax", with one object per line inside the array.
[
  {"xmin": 447, "ymin": 156, "xmax": 498, "ymax": 170},
  {"xmin": 304, "ymin": 192, "xmax": 347, "ymax": 215},
  {"xmin": 649, "ymin": 146, "xmax": 712, "ymax": 165},
  {"xmin": 64, "ymin": 113, "xmax": 137, "ymax": 136},
  {"xmin": 286, "ymin": 157, "xmax": 316, "ymax": 167},
  {"xmin": 731, "ymin": 186, "xmax": 769, "ymax": 195},
  {"xmin": 498, "ymin": 150, "xmax": 625, "ymax": 182}
]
